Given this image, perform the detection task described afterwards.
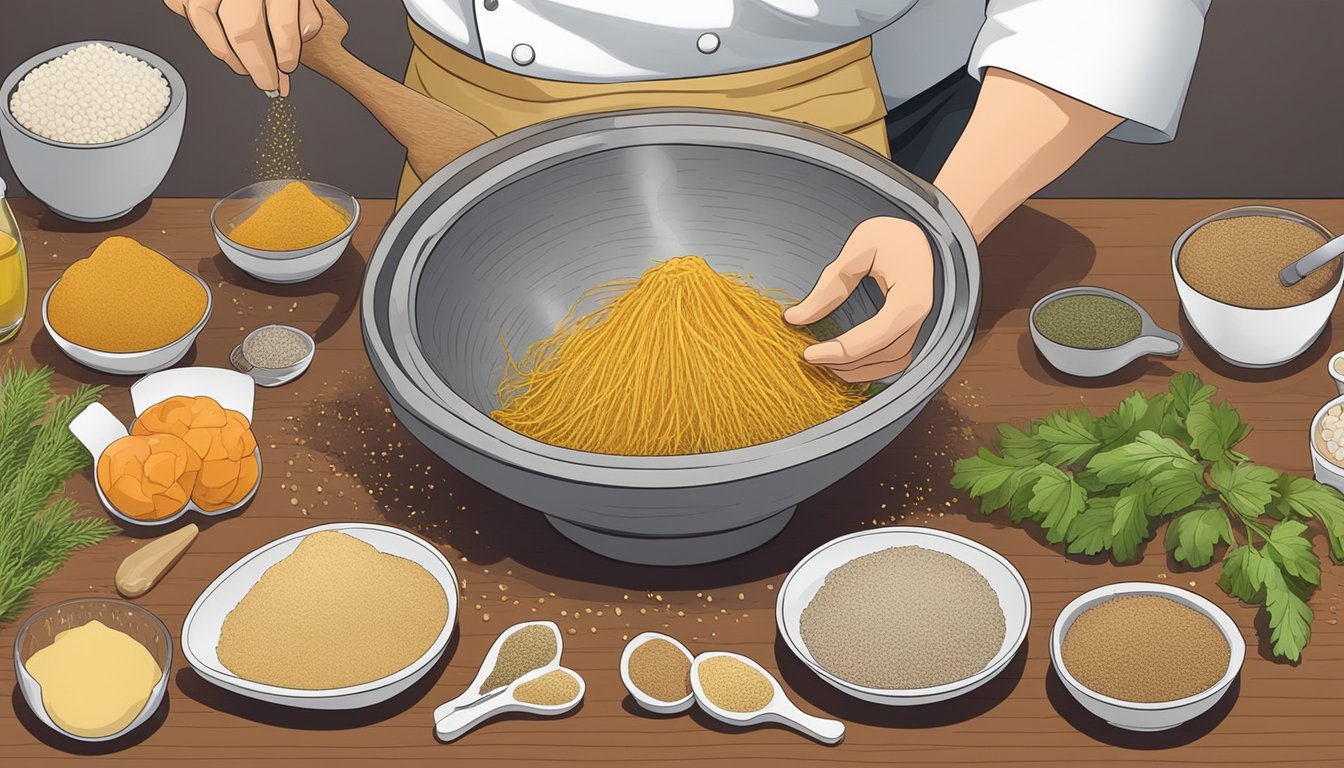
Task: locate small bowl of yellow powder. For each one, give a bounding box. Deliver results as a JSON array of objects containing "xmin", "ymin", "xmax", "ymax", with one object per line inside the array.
[
  {"xmin": 212, "ymin": 179, "xmax": 358, "ymax": 284},
  {"xmin": 43, "ymin": 236, "xmax": 212, "ymax": 375},
  {"xmin": 15, "ymin": 597, "xmax": 172, "ymax": 742}
]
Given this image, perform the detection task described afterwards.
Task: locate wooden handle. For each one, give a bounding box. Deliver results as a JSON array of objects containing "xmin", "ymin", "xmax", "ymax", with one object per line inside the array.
[
  {"xmin": 300, "ymin": 0, "xmax": 496, "ymax": 182},
  {"xmin": 116, "ymin": 523, "xmax": 198, "ymax": 598}
]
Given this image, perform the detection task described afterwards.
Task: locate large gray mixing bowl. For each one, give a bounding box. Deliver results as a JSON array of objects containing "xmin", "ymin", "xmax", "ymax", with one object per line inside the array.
[
  {"xmin": 1, "ymin": 41, "xmax": 185, "ymax": 222},
  {"xmin": 364, "ymin": 110, "xmax": 979, "ymax": 565}
]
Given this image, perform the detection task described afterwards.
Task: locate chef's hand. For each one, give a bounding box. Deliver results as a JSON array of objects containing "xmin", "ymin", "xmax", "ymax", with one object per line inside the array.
[
  {"xmin": 784, "ymin": 217, "xmax": 934, "ymax": 383},
  {"xmin": 165, "ymin": 0, "xmax": 322, "ymax": 96}
]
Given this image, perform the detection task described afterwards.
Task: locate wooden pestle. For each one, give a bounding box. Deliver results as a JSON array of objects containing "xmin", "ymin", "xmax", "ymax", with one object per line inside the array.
[{"xmin": 299, "ymin": 0, "xmax": 496, "ymax": 183}]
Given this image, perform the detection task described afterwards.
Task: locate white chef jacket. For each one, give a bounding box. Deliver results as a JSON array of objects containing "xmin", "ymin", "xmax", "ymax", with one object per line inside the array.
[{"xmin": 402, "ymin": 0, "xmax": 1209, "ymax": 144}]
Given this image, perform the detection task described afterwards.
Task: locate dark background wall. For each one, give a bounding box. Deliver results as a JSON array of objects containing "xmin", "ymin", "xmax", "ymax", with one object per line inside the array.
[{"xmin": 0, "ymin": 0, "xmax": 1339, "ymax": 200}]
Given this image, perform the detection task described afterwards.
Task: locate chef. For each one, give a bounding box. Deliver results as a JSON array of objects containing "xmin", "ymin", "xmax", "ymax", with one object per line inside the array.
[{"xmin": 167, "ymin": 0, "xmax": 1209, "ymax": 381}]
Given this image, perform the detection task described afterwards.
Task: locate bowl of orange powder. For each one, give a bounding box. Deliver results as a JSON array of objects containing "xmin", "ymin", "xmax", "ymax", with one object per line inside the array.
[{"xmin": 212, "ymin": 179, "xmax": 358, "ymax": 284}]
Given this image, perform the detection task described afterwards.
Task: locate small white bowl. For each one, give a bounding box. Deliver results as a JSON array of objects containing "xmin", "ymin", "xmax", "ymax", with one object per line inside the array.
[
  {"xmin": 181, "ymin": 522, "xmax": 459, "ymax": 710},
  {"xmin": 68, "ymin": 367, "xmax": 260, "ymax": 528},
  {"xmin": 1050, "ymin": 582, "xmax": 1245, "ymax": 732},
  {"xmin": 1173, "ymin": 205, "xmax": 1341, "ymax": 368},
  {"xmin": 14, "ymin": 598, "xmax": 172, "ymax": 741},
  {"xmin": 1329, "ymin": 352, "xmax": 1344, "ymax": 396},
  {"xmin": 231, "ymin": 324, "xmax": 315, "ymax": 387},
  {"xmin": 1309, "ymin": 394, "xmax": 1344, "ymax": 494},
  {"xmin": 211, "ymin": 180, "xmax": 358, "ymax": 284},
  {"xmin": 620, "ymin": 632, "xmax": 694, "ymax": 714},
  {"xmin": 42, "ymin": 271, "xmax": 211, "ymax": 376},
  {"xmin": 776, "ymin": 526, "xmax": 1030, "ymax": 706}
]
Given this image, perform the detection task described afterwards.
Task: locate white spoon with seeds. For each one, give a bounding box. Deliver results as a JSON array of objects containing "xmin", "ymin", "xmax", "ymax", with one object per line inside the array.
[{"xmin": 690, "ymin": 651, "xmax": 844, "ymax": 745}]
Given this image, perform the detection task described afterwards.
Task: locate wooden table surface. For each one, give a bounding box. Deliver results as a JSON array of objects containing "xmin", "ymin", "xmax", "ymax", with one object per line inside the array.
[{"xmin": 2, "ymin": 197, "xmax": 1342, "ymax": 767}]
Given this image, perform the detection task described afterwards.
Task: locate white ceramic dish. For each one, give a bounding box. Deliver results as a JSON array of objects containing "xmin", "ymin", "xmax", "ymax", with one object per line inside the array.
[
  {"xmin": 42, "ymin": 271, "xmax": 211, "ymax": 375},
  {"xmin": 14, "ymin": 598, "xmax": 172, "ymax": 742},
  {"xmin": 1050, "ymin": 582, "xmax": 1245, "ymax": 732},
  {"xmin": 690, "ymin": 651, "xmax": 844, "ymax": 745},
  {"xmin": 620, "ymin": 632, "xmax": 694, "ymax": 714},
  {"xmin": 434, "ymin": 665, "xmax": 584, "ymax": 743},
  {"xmin": 211, "ymin": 180, "xmax": 359, "ymax": 284},
  {"xmin": 777, "ymin": 526, "xmax": 1031, "ymax": 706},
  {"xmin": 1329, "ymin": 352, "xmax": 1344, "ymax": 396},
  {"xmin": 0, "ymin": 41, "xmax": 186, "ymax": 222},
  {"xmin": 1172, "ymin": 205, "xmax": 1341, "ymax": 368},
  {"xmin": 230, "ymin": 324, "xmax": 315, "ymax": 387},
  {"xmin": 181, "ymin": 522, "xmax": 459, "ymax": 710},
  {"xmin": 1309, "ymin": 394, "xmax": 1344, "ymax": 494},
  {"xmin": 432, "ymin": 620, "xmax": 562, "ymax": 722},
  {"xmin": 68, "ymin": 367, "xmax": 259, "ymax": 528}
]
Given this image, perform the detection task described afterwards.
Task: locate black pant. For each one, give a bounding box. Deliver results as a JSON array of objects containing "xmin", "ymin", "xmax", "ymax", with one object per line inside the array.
[{"xmin": 884, "ymin": 69, "xmax": 981, "ymax": 183}]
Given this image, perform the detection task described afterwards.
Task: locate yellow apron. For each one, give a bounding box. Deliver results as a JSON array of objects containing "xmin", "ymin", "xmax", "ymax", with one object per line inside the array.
[{"xmin": 396, "ymin": 21, "xmax": 890, "ymax": 206}]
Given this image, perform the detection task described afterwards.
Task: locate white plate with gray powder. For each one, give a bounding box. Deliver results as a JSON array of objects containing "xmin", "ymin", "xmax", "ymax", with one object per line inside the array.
[{"xmin": 776, "ymin": 527, "xmax": 1030, "ymax": 706}]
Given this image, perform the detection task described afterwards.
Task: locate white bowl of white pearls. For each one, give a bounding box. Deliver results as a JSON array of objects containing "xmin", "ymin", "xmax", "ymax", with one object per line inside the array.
[
  {"xmin": 1310, "ymin": 394, "xmax": 1344, "ymax": 494},
  {"xmin": 0, "ymin": 41, "xmax": 185, "ymax": 222}
]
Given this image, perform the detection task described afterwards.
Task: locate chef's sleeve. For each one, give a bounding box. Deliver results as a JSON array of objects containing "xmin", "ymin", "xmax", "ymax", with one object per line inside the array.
[{"xmin": 968, "ymin": 0, "xmax": 1210, "ymax": 143}]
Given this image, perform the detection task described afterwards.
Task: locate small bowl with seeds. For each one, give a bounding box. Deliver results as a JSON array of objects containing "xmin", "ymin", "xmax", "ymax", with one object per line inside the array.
[
  {"xmin": 620, "ymin": 632, "xmax": 694, "ymax": 714},
  {"xmin": 1309, "ymin": 394, "xmax": 1344, "ymax": 493},
  {"xmin": 230, "ymin": 324, "xmax": 314, "ymax": 387},
  {"xmin": 212, "ymin": 179, "xmax": 358, "ymax": 284},
  {"xmin": 1030, "ymin": 286, "xmax": 1182, "ymax": 378}
]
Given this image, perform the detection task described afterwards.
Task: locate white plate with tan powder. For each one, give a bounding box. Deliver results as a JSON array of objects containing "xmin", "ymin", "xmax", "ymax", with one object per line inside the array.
[
  {"xmin": 182, "ymin": 522, "xmax": 458, "ymax": 709},
  {"xmin": 777, "ymin": 527, "xmax": 1030, "ymax": 706}
]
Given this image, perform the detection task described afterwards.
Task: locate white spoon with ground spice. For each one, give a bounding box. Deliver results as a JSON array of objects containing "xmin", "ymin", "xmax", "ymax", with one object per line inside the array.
[
  {"xmin": 690, "ymin": 652, "xmax": 844, "ymax": 745},
  {"xmin": 620, "ymin": 632, "xmax": 694, "ymax": 714},
  {"xmin": 433, "ymin": 666, "xmax": 584, "ymax": 743},
  {"xmin": 431, "ymin": 620, "xmax": 562, "ymax": 723}
]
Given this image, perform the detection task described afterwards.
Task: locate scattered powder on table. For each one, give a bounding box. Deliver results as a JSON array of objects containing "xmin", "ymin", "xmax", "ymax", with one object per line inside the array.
[
  {"xmin": 628, "ymin": 638, "xmax": 691, "ymax": 702},
  {"xmin": 479, "ymin": 624, "xmax": 558, "ymax": 693},
  {"xmin": 216, "ymin": 531, "xmax": 447, "ymax": 690},
  {"xmin": 1177, "ymin": 215, "xmax": 1333, "ymax": 309},
  {"xmin": 697, "ymin": 656, "xmax": 773, "ymax": 713},
  {"xmin": 1061, "ymin": 594, "xmax": 1229, "ymax": 703},
  {"xmin": 800, "ymin": 546, "xmax": 1005, "ymax": 689},
  {"xmin": 243, "ymin": 326, "xmax": 309, "ymax": 369},
  {"xmin": 513, "ymin": 668, "xmax": 580, "ymax": 706},
  {"xmin": 228, "ymin": 181, "xmax": 349, "ymax": 251},
  {"xmin": 48, "ymin": 236, "xmax": 206, "ymax": 352},
  {"xmin": 1033, "ymin": 294, "xmax": 1141, "ymax": 350}
]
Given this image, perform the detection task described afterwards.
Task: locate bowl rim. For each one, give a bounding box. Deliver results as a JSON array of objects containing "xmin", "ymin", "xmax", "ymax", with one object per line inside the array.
[
  {"xmin": 363, "ymin": 108, "xmax": 980, "ymax": 486},
  {"xmin": 774, "ymin": 526, "xmax": 1031, "ymax": 700},
  {"xmin": 1048, "ymin": 581, "xmax": 1246, "ymax": 712},
  {"xmin": 211, "ymin": 179, "xmax": 360, "ymax": 260},
  {"xmin": 180, "ymin": 522, "xmax": 459, "ymax": 701},
  {"xmin": 1170, "ymin": 204, "xmax": 1340, "ymax": 313},
  {"xmin": 42, "ymin": 267, "xmax": 212, "ymax": 357},
  {"xmin": 13, "ymin": 596, "xmax": 173, "ymax": 741},
  {"xmin": 1308, "ymin": 393, "xmax": 1344, "ymax": 476},
  {"xmin": 1, "ymin": 40, "xmax": 185, "ymax": 150}
]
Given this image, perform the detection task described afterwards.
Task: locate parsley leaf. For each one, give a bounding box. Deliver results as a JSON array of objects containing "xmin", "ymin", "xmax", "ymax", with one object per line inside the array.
[
  {"xmin": 1263, "ymin": 519, "xmax": 1321, "ymax": 586},
  {"xmin": 1026, "ymin": 465, "xmax": 1087, "ymax": 544},
  {"xmin": 1219, "ymin": 544, "xmax": 1275, "ymax": 602},
  {"xmin": 1097, "ymin": 392, "xmax": 1167, "ymax": 449},
  {"xmin": 952, "ymin": 450, "xmax": 1037, "ymax": 512},
  {"xmin": 1110, "ymin": 483, "xmax": 1154, "ymax": 562},
  {"xmin": 1165, "ymin": 503, "xmax": 1234, "ymax": 568},
  {"xmin": 1263, "ymin": 567, "xmax": 1313, "ymax": 663},
  {"xmin": 1087, "ymin": 431, "xmax": 1199, "ymax": 485},
  {"xmin": 1273, "ymin": 475, "xmax": 1344, "ymax": 562},
  {"xmin": 1168, "ymin": 371, "xmax": 1217, "ymax": 418},
  {"xmin": 1211, "ymin": 461, "xmax": 1278, "ymax": 518},
  {"xmin": 1187, "ymin": 400, "xmax": 1252, "ymax": 463},
  {"xmin": 1036, "ymin": 411, "xmax": 1103, "ymax": 466},
  {"xmin": 998, "ymin": 423, "xmax": 1048, "ymax": 461},
  {"xmin": 1065, "ymin": 497, "xmax": 1116, "ymax": 556}
]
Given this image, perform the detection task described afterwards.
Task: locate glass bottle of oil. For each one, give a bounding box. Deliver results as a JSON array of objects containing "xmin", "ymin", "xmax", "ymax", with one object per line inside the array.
[{"xmin": 0, "ymin": 177, "xmax": 27, "ymax": 343}]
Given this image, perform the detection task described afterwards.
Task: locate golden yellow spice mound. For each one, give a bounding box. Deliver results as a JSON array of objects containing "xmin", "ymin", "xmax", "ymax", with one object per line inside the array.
[
  {"xmin": 228, "ymin": 181, "xmax": 349, "ymax": 251},
  {"xmin": 48, "ymin": 237, "xmax": 207, "ymax": 353},
  {"xmin": 491, "ymin": 256, "xmax": 867, "ymax": 456}
]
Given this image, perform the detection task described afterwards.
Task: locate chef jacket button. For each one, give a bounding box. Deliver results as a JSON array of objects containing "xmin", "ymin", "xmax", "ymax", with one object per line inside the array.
[
  {"xmin": 696, "ymin": 33, "xmax": 720, "ymax": 54},
  {"xmin": 512, "ymin": 44, "xmax": 535, "ymax": 66},
  {"xmin": 483, "ymin": 0, "xmax": 498, "ymax": 10}
]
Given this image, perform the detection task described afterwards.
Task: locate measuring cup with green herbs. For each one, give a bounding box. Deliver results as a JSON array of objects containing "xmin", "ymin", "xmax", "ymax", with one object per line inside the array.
[
  {"xmin": 432, "ymin": 620, "xmax": 562, "ymax": 724},
  {"xmin": 1030, "ymin": 287, "xmax": 1181, "ymax": 377}
]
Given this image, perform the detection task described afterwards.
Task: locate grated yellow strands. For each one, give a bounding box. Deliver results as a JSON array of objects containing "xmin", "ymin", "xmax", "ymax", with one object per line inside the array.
[{"xmin": 491, "ymin": 256, "xmax": 867, "ymax": 456}]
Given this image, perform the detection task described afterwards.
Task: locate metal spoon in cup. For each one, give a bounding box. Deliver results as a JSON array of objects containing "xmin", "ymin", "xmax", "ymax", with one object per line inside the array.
[
  {"xmin": 1280, "ymin": 232, "xmax": 1344, "ymax": 286},
  {"xmin": 690, "ymin": 651, "xmax": 844, "ymax": 745},
  {"xmin": 434, "ymin": 666, "xmax": 584, "ymax": 743}
]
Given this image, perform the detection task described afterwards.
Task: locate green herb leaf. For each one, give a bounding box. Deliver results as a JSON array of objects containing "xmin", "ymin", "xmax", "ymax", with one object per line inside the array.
[
  {"xmin": 1263, "ymin": 567, "xmax": 1313, "ymax": 663},
  {"xmin": 1087, "ymin": 430, "xmax": 1199, "ymax": 485},
  {"xmin": 998, "ymin": 423, "xmax": 1048, "ymax": 461},
  {"xmin": 1026, "ymin": 465, "xmax": 1087, "ymax": 544},
  {"xmin": 1263, "ymin": 519, "xmax": 1321, "ymax": 586},
  {"xmin": 1211, "ymin": 461, "xmax": 1279, "ymax": 518},
  {"xmin": 1145, "ymin": 465, "xmax": 1210, "ymax": 518},
  {"xmin": 1165, "ymin": 503, "xmax": 1234, "ymax": 568},
  {"xmin": 1168, "ymin": 371, "xmax": 1217, "ymax": 419},
  {"xmin": 1272, "ymin": 475, "xmax": 1344, "ymax": 562},
  {"xmin": 1109, "ymin": 483, "xmax": 1154, "ymax": 562},
  {"xmin": 1036, "ymin": 411, "xmax": 1103, "ymax": 466},
  {"xmin": 951, "ymin": 449, "xmax": 1038, "ymax": 513},
  {"xmin": 1187, "ymin": 400, "xmax": 1252, "ymax": 463},
  {"xmin": 1097, "ymin": 392, "xmax": 1167, "ymax": 449},
  {"xmin": 1219, "ymin": 544, "xmax": 1275, "ymax": 602},
  {"xmin": 1066, "ymin": 496, "xmax": 1117, "ymax": 556}
]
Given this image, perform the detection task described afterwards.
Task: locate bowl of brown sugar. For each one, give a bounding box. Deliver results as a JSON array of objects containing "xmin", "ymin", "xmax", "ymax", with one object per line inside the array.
[
  {"xmin": 1174, "ymin": 205, "xmax": 1339, "ymax": 368},
  {"xmin": 1050, "ymin": 582, "xmax": 1244, "ymax": 732}
]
